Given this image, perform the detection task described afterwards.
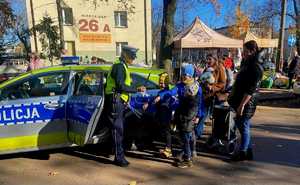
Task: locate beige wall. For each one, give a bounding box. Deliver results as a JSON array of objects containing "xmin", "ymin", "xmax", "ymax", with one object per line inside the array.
[{"xmin": 25, "ymin": 0, "xmax": 152, "ymax": 64}]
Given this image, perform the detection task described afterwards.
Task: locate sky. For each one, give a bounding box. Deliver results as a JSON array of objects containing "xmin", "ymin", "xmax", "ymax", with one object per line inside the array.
[
  {"xmin": 9, "ymin": 0, "xmax": 295, "ymax": 31},
  {"xmin": 152, "ymin": 0, "xmax": 295, "ymax": 30}
]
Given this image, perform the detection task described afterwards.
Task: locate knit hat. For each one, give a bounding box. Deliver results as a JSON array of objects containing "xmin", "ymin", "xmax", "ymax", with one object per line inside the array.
[
  {"xmin": 159, "ymin": 72, "xmax": 170, "ymax": 86},
  {"xmin": 182, "ymin": 64, "xmax": 194, "ymax": 77}
]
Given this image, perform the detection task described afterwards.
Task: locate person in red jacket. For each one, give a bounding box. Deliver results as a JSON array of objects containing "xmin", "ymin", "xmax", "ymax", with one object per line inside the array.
[{"xmin": 224, "ymin": 52, "xmax": 235, "ymax": 71}]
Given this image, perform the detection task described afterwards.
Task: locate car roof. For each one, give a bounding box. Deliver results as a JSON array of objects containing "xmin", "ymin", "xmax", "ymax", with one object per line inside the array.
[{"xmin": 0, "ymin": 64, "xmax": 164, "ymax": 88}]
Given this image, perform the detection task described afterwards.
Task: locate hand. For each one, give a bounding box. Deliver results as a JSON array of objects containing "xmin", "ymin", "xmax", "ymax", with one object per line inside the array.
[
  {"xmin": 192, "ymin": 117, "xmax": 199, "ymax": 124},
  {"xmin": 237, "ymin": 104, "xmax": 245, "ymax": 117},
  {"xmin": 143, "ymin": 103, "xmax": 149, "ymax": 111},
  {"xmin": 137, "ymin": 86, "xmax": 146, "ymax": 93},
  {"xmin": 207, "ymin": 84, "xmax": 213, "ymax": 91},
  {"xmin": 154, "ymin": 96, "xmax": 161, "ymax": 104}
]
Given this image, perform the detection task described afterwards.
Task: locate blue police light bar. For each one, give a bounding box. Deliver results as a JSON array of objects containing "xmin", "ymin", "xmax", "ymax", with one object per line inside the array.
[{"xmin": 61, "ymin": 56, "xmax": 80, "ymax": 65}]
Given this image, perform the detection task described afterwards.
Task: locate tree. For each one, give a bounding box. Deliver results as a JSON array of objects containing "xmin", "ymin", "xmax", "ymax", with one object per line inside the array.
[
  {"xmin": 83, "ymin": 0, "xmax": 135, "ymax": 14},
  {"xmin": 14, "ymin": 15, "xmax": 31, "ymax": 57},
  {"xmin": 0, "ymin": 0, "xmax": 15, "ymax": 60},
  {"xmin": 227, "ymin": 2, "xmax": 250, "ymax": 39},
  {"xmin": 159, "ymin": 0, "xmax": 220, "ymax": 72},
  {"xmin": 256, "ymin": 0, "xmax": 300, "ymax": 53},
  {"xmin": 152, "ymin": 4, "xmax": 163, "ymax": 67},
  {"xmin": 291, "ymin": 0, "xmax": 300, "ymax": 53},
  {"xmin": 34, "ymin": 15, "xmax": 61, "ymax": 64},
  {"xmin": 159, "ymin": 0, "xmax": 177, "ymax": 70},
  {"xmin": 0, "ymin": 0, "xmax": 15, "ymax": 37}
]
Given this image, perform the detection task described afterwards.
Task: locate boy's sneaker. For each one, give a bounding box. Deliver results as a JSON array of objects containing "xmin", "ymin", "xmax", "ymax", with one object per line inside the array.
[
  {"xmin": 159, "ymin": 147, "xmax": 172, "ymax": 158},
  {"xmin": 192, "ymin": 151, "xmax": 197, "ymax": 158},
  {"xmin": 247, "ymin": 148, "xmax": 253, "ymax": 160},
  {"xmin": 231, "ymin": 151, "xmax": 247, "ymax": 161},
  {"xmin": 177, "ymin": 159, "xmax": 193, "ymax": 168}
]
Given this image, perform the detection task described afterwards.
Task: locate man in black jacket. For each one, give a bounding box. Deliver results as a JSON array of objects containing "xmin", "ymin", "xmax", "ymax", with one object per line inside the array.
[{"xmin": 228, "ymin": 40, "xmax": 263, "ymax": 161}]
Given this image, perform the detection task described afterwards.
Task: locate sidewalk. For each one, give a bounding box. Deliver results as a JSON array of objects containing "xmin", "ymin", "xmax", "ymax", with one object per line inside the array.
[
  {"xmin": 257, "ymin": 88, "xmax": 300, "ymax": 108},
  {"xmin": 257, "ymin": 88, "xmax": 297, "ymax": 102}
]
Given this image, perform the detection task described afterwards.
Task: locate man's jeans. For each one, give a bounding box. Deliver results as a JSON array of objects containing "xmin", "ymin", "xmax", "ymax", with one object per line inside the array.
[
  {"xmin": 194, "ymin": 105, "xmax": 211, "ymax": 139},
  {"xmin": 235, "ymin": 116, "xmax": 252, "ymax": 151},
  {"xmin": 181, "ymin": 131, "xmax": 194, "ymax": 160}
]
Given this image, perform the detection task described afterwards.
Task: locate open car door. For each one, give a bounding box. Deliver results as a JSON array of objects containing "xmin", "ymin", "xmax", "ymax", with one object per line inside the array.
[
  {"xmin": 66, "ymin": 71, "xmax": 104, "ymax": 145},
  {"xmin": 0, "ymin": 71, "xmax": 71, "ymax": 154}
]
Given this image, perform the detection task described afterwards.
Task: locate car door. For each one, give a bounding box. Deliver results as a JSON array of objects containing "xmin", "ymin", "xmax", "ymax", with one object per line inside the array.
[
  {"xmin": 130, "ymin": 73, "xmax": 160, "ymax": 112},
  {"xmin": 0, "ymin": 71, "xmax": 71, "ymax": 154},
  {"xmin": 66, "ymin": 70, "xmax": 104, "ymax": 145}
]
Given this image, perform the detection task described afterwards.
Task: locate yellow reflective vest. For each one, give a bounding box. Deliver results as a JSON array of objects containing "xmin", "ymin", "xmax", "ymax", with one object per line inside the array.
[{"xmin": 105, "ymin": 58, "xmax": 132, "ymax": 102}]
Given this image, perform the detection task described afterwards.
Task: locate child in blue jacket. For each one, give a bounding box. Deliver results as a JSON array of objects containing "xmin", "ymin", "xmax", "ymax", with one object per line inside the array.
[
  {"xmin": 155, "ymin": 64, "xmax": 204, "ymax": 168},
  {"xmin": 143, "ymin": 72, "xmax": 177, "ymax": 158}
]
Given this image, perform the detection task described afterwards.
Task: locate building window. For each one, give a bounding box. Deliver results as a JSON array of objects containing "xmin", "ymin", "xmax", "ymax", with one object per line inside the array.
[
  {"xmin": 114, "ymin": 11, "xmax": 128, "ymax": 28},
  {"xmin": 116, "ymin": 42, "xmax": 128, "ymax": 56},
  {"xmin": 62, "ymin": 8, "xmax": 73, "ymax": 25}
]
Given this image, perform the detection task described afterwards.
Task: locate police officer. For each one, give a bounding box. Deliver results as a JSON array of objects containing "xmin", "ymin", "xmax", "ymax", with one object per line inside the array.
[{"xmin": 105, "ymin": 45, "xmax": 145, "ymax": 167}]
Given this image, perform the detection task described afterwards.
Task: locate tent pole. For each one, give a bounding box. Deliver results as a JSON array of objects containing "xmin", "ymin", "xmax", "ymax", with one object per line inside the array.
[{"xmin": 180, "ymin": 46, "xmax": 183, "ymax": 78}]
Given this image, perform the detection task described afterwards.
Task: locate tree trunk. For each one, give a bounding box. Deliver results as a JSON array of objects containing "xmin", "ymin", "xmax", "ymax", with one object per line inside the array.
[
  {"xmin": 293, "ymin": 0, "xmax": 300, "ymax": 54},
  {"xmin": 159, "ymin": 0, "xmax": 177, "ymax": 69},
  {"xmin": 276, "ymin": 0, "xmax": 287, "ymax": 72}
]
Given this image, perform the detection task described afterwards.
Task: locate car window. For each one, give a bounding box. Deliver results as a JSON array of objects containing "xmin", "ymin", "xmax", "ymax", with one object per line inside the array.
[
  {"xmin": 74, "ymin": 71, "xmax": 103, "ymax": 96},
  {"xmin": 131, "ymin": 73, "xmax": 159, "ymax": 90},
  {"xmin": 0, "ymin": 71, "xmax": 70, "ymax": 101}
]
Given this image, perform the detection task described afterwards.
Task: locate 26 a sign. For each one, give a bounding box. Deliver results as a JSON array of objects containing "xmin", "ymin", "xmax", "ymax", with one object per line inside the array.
[{"xmin": 79, "ymin": 19, "xmax": 110, "ymax": 33}]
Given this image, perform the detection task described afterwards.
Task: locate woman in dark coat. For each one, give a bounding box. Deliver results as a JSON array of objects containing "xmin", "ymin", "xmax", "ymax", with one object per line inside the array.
[
  {"xmin": 228, "ymin": 40, "xmax": 263, "ymax": 161},
  {"xmin": 288, "ymin": 49, "xmax": 299, "ymax": 89}
]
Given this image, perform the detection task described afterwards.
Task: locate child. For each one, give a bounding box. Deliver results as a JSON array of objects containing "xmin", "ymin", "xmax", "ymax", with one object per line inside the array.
[
  {"xmin": 155, "ymin": 64, "xmax": 204, "ymax": 168},
  {"xmin": 143, "ymin": 72, "xmax": 175, "ymax": 158}
]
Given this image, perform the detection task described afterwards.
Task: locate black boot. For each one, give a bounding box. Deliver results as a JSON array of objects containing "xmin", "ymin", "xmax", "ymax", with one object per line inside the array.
[
  {"xmin": 231, "ymin": 151, "xmax": 247, "ymax": 161},
  {"xmin": 114, "ymin": 158, "xmax": 130, "ymax": 167},
  {"xmin": 247, "ymin": 148, "xmax": 253, "ymax": 160}
]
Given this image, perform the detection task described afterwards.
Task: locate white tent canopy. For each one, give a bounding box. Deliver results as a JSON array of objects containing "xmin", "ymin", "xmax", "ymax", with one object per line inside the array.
[
  {"xmin": 244, "ymin": 32, "xmax": 278, "ymax": 48},
  {"xmin": 174, "ymin": 17, "xmax": 243, "ymax": 49}
]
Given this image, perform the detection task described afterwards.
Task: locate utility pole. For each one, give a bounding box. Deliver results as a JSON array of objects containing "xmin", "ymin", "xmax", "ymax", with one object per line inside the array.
[
  {"xmin": 276, "ymin": 0, "xmax": 287, "ymax": 72},
  {"xmin": 56, "ymin": 0, "xmax": 64, "ymax": 50},
  {"xmin": 144, "ymin": 0, "xmax": 148, "ymax": 65},
  {"xmin": 29, "ymin": 0, "xmax": 38, "ymax": 52}
]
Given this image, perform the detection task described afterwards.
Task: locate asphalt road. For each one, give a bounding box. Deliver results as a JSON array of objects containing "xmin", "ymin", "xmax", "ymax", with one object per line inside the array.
[{"xmin": 0, "ymin": 106, "xmax": 299, "ymax": 185}]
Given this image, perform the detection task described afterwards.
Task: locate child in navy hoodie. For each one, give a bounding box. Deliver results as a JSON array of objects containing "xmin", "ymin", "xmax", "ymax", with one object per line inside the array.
[{"xmin": 155, "ymin": 64, "xmax": 204, "ymax": 168}]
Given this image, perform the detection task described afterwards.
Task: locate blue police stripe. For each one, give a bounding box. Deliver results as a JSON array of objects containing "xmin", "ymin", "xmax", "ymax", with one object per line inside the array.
[{"xmin": 0, "ymin": 102, "xmax": 64, "ymax": 126}]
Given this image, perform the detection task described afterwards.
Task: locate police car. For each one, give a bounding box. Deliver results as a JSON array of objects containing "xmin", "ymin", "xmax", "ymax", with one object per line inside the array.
[{"xmin": 0, "ymin": 57, "xmax": 163, "ymax": 155}]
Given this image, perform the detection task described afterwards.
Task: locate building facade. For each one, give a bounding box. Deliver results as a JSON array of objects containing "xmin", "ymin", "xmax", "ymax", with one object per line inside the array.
[{"xmin": 25, "ymin": 0, "xmax": 152, "ymax": 64}]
